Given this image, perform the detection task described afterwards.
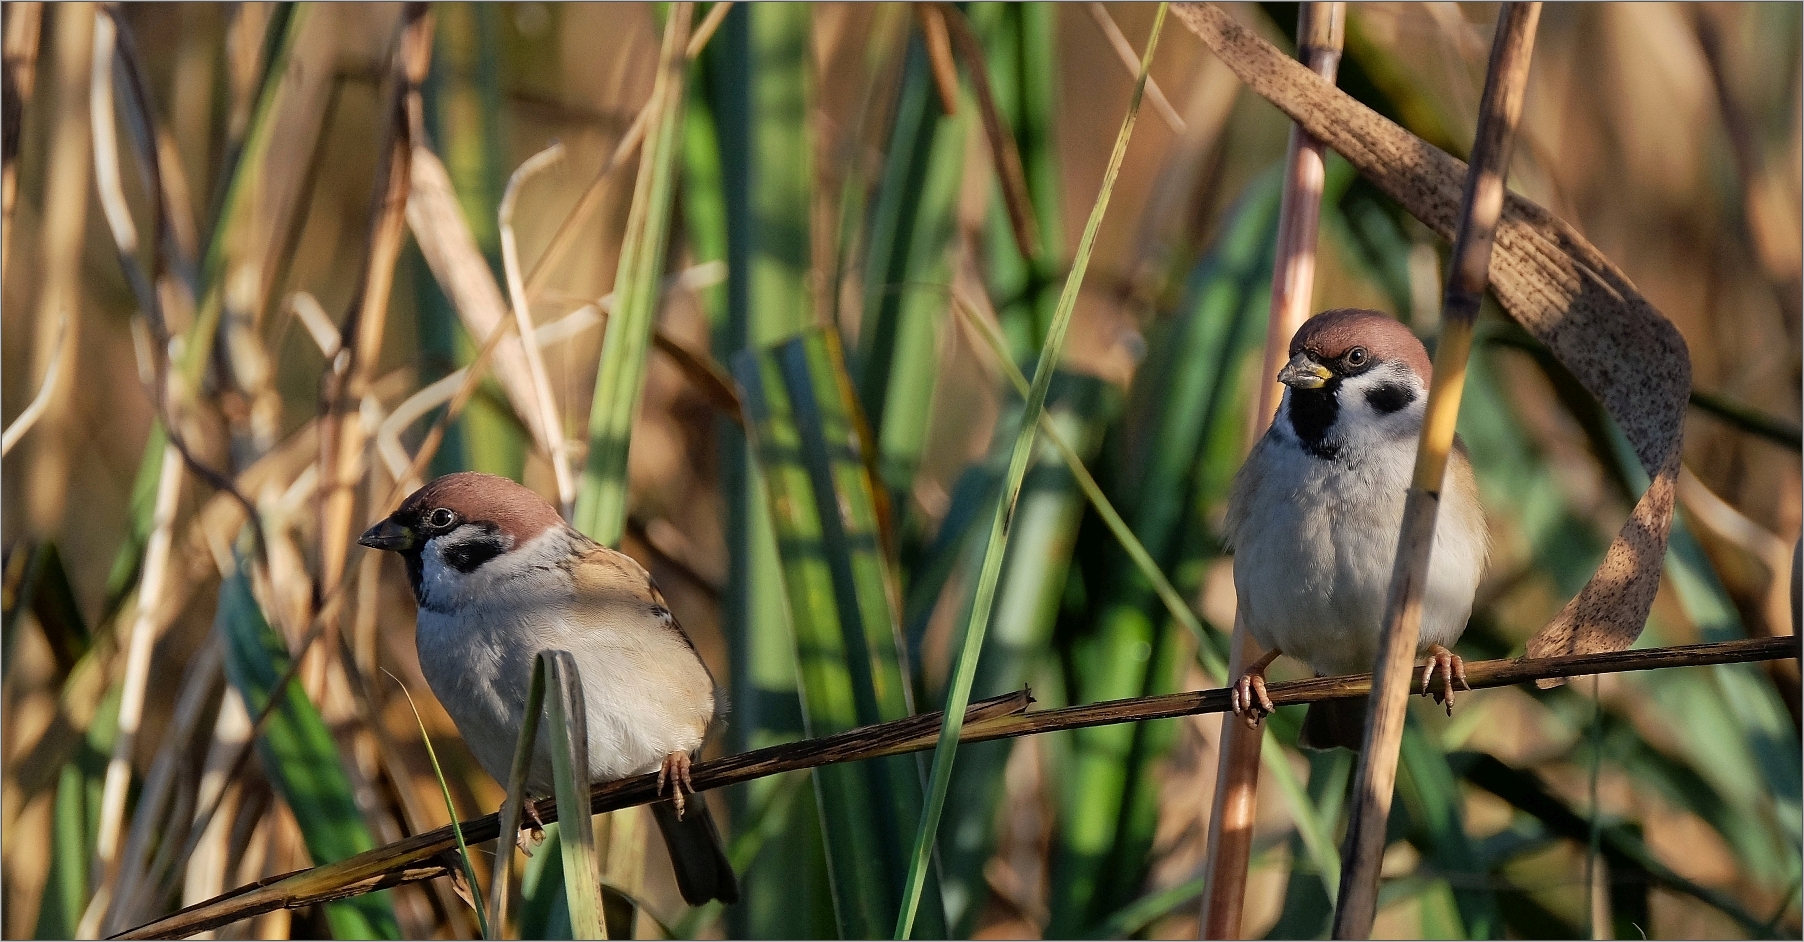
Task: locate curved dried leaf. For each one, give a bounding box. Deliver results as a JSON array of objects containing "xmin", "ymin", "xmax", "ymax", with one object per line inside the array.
[{"xmin": 1172, "ymin": 3, "xmax": 1689, "ymax": 676}]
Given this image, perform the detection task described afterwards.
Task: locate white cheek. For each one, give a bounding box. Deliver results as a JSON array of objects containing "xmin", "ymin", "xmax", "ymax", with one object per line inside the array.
[
  {"xmin": 1337, "ymin": 366, "xmax": 1426, "ymax": 443},
  {"xmin": 419, "ymin": 527, "xmax": 571, "ymax": 613}
]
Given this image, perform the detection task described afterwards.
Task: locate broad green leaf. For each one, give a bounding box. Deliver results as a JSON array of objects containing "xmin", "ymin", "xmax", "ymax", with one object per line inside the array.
[
  {"xmin": 855, "ymin": 31, "xmax": 968, "ymax": 505},
  {"xmin": 217, "ymin": 562, "xmax": 399, "ymax": 940},
  {"xmin": 576, "ymin": 5, "xmax": 694, "ymax": 545},
  {"xmin": 688, "ymin": 6, "xmax": 836, "ymax": 936},
  {"xmin": 736, "ymin": 329, "xmax": 948, "ymax": 938}
]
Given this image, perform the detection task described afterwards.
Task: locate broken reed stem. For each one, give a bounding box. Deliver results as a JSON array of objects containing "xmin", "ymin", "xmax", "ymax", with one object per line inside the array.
[
  {"xmin": 111, "ymin": 635, "xmax": 1800, "ymax": 941},
  {"xmin": 1331, "ymin": 5, "xmax": 1541, "ymax": 938},
  {"xmin": 1201, "ymin": 4, "xmax": 1344, "ymax": 938}
]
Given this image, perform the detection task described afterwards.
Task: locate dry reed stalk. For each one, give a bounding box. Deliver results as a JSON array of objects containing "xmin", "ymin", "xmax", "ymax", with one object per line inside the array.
[
  {"xmin": 499, "ymin": 141, "xmax": 578, "ymax": 515},
  {"xmin": 83, "ymin": 445, "xmax": 185, "ymax": 940},
  {"xmin": 406, "ymin": 145, "xmax": 562, "ymax": 458},
  {"xmin": 915, "ymin": 3, "xmax": 960, "ymax": 116},
  {"xmin": 1087, "ymin": 3, "xmax": 1185, "ymax": 134},
  {"xmin": 317, "ymin": 3, "xmax": 431, "ymax": 604},
  {"xmin": 1, "ymin": 1, "xmax": 43, "ymax": 284},
  {"xmin": 1199, "ymin": 5, "xmax": 1342, "ymax": 937},
  {"xmin": 941, "ymin": 3, "xmax": 1043, "ymax": 263},
  {"xmin": 105, "ymin": 642, "xmax": 225, "ymax": 934},
  {"xmin": 112, "ymin": 636, "xmax": 1800, "ymax": 940},
  {"xmin": 23, "ymin": 1, "xmax": 90, "ymax": 536},
  {"xmin": 183, "ymin": 677, "xmax": 254, "ymax": 911},
  {"xmin": 0, "ymin": 308, "xmax": 65, "ymax": 455},
  {"xmin": 1330, "ymin": 5, "xmax": 1541, "ymax": 937},
  {"xmin": 521, "ymin": 1, "xmax": 732, "ymax": 299}
]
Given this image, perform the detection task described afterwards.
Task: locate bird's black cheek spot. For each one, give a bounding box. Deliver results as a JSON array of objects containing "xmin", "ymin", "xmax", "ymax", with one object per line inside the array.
[
  {"xmin": 442, "ymin": 525, "xmax": 508, "ymax": 573},
  {"xmin": 1364, "ymin": 382, "xmax": 1416, "ymax": 415}
]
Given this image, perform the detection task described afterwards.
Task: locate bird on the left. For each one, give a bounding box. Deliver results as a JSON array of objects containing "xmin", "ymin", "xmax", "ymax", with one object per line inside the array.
[{"xmin": 359, "ymin": 471, "xmax": 738, "ymax": 907}]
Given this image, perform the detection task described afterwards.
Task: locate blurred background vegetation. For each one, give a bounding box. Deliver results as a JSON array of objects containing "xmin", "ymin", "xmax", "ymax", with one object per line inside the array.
[{"xmin": 2, "ymin": 2, "xmax": 1799, "ymax": 939}]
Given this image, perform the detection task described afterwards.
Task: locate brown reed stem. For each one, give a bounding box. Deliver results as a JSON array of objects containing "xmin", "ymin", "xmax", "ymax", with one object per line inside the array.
[
  {"xmin": 941, "ymin": 3, "xmax": 1043, "ymax": 263},
  {"xmin": 1201, "ymin": 4, "xmax": 1343, "ymax": 937},
  {"xmin": 1, "ymin": 1, "xmax": 43, "ymax": 286},
  {"xmin": 112, "ymin": 635, "xmax": 1799, "ymax": 941},
  {"xmin": 1330, "ymin": 5, "xmax": 1541, "ymax": 937}
]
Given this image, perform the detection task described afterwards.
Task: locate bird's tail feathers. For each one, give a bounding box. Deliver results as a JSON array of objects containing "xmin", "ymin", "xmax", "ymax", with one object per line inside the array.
[
  {"xmin": 1300, "ymin": 695, "xmax": 1369, "ymax": 751},
  {"xmin": 651, "ymin": 797, "xmax": 739, "ymax": 906}
]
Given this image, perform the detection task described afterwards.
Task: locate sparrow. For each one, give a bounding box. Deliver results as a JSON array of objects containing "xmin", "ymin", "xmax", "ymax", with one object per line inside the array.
[
  {"xmin": 358, "ymin": 471, "xmax": 738, "ymax": 906},
  {"xmin": 1224, "ymin": 308, "xmax": 1488, "ymax": 750}
]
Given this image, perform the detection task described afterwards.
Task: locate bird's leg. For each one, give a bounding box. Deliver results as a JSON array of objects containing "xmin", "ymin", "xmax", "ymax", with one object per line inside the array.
[
  {"xmin": 1231, "ymin": 647, "xmax": 1283, "ymax": 728},
  {"xmin": 517, "ymin": 801, "xmax": 548, "ymax": 855},
  {"xmin": 657, "ymin": 751, "xmax": 695, "ymax": 819},
  {"xmin": 1421, "ymin": 644, "xmax": 1470, "ymax": 715}
]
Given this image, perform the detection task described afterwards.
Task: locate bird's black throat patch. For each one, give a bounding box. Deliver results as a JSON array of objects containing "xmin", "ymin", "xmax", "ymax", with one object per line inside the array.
[
  {"xmin": 441, "ymin": 523, "xmax": 509, "ymax": 573},
  {"xmin": 1364, "ymin": 381, "xmax": 1415, "ymax": 415},
  {"xmin": 1286, "ymin": 382, "xmax": 1341, "ymax": 460}
]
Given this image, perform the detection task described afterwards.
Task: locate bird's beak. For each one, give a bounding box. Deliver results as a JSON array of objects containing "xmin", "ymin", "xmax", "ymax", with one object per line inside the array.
[
  {"xmin": 1277, "ymin": 354, "xmax": 1332, "ymax": 389},
  {"xmin": 358, "ymin": 516, "xmax": 416, "ymax": 552}
]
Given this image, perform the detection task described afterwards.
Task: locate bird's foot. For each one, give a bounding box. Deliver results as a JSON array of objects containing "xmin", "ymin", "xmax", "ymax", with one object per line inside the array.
[
  {"xmin": 1420, "ymin": 644, "xmax": 1470, "ymax": 715},
  {"xmin": 1230, "ymin": 647, "xmax": 1283, "ymax": 729},
  {"xmin": 518, "ymin": 802, "xmax": 548, "ymax": 855},
  {"xmin": 1230, "ymin": 671, "xmax": 1276, "ymax": 729},
  {"xmin": 657, "ymin": 752, "xmax": 696, "ymax": 819}
]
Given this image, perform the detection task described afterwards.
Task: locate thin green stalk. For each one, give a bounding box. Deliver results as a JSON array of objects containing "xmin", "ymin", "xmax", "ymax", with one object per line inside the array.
[
  {"xmin": 954, "ymin": 293, "xmax": 1342, "ymax": 897},
  {"xmin": 575, "ymin": 3, "xmax": 692, "ymax": 545},
  {"xmin": 387, "ymin": 672, "xmax": 489, "ymax": 939},
  {"xmin": 892, "ymin": 7, "xmax": 1169, "ymax": 936}
]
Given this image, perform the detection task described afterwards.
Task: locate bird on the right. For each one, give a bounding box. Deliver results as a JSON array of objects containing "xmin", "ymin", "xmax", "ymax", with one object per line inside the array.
[{"xmin": 1225, "ymin": 308, "xmax": 1489, "ymax": 750}]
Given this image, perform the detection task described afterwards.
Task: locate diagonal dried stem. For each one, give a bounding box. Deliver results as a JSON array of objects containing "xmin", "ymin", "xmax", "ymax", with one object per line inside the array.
[
  {"xmin": 1331, "ymin": 5, "xmax": 1541, "ymax": 936},
  {"xmin": 498, "ymin": 141, "xmax": 577, "ymax": 515},
  {"xmin": 1086, "ymin": 2, "xmax": 1184, "ymax": 134},
  {"xmin": 113, "ymin": 636, "xmax": 1799, "ymax": 941}
]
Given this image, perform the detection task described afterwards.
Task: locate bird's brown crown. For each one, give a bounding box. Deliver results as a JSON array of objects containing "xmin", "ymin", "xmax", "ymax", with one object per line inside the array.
[
  {"xmin": 1289, "ymin": 308, "xmax": 1432, "ymax": 380},
  {"xmin": 398, "ymin": 471, "xmax": 563, "ymax": 544}
]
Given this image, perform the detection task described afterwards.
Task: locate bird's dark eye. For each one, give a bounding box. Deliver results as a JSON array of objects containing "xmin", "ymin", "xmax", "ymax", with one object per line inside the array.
[
  {"xmin": 1345, "ymin": 347, "xmax": 1368, "ymax": 368},
  {"xmin": 427, "ymin": 508, "xmax": 456, "ymax": 529}
]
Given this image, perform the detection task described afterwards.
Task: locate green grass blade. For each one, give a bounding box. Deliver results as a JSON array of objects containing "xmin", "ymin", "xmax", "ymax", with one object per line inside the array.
[
  {"xmin": 690, "ymin": 5, "xmax": 837, "ymax": 936},
  {"xmin": 893, "ymin": 8, "xmax": 1169, "ymax": 937},
  {"xmin": 518, "ymin": 825, "xmax": 573, "ymax": 940},
  {"xmin": 491, "ymin": 631, "xmax": 551, "ymax": 937},
  {"xmin": 855, "ymin": 31, "xmax": 968, "ymax": 504},
  {"xmin": 735, "ymin": 329, "xmax": 948, "ymax": 937},
  {"xmin": 217, "ymin": 558, "xmax": 399, "ymax": 940},
  {"xmin": 33, "ymin": 684, "xmax": 116, "ymax": 940},
  {"xmin": 954, "ymin": 292, "xmax": 1342, "ymax": 917},
  {"xmin": 387, "ymin": 674, "xmax": 489, "ymax": 938},
  {"xmin": 541, "ymin": 651, "xmax": 605, "ymax": 940},
  {"xmin": 1397, "ymin": 719, "xmax": 1498, "ymax": 937},
  {"xmin": 575, "ymin": 4, "xmax": 693, "ymax": 545}
]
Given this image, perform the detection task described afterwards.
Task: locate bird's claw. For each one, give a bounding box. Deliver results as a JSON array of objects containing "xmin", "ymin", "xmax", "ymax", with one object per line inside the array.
[
  {"xmin": 1421, "ymin": 644, "xmax": 1470, "ymax": 715},
  {"xmin": 517, "ymin": 802, "xmax": 548, "ymax": 855},
  {"xmin": 1230, "ymin": 671, "xmax": 1276, "ymax": 729},
  {"xmin": 657, "ymin": 752, "xmax": 695, "ymax": 819}
]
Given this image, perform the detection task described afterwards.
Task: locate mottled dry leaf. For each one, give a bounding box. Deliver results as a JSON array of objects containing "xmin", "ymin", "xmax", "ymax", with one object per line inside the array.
[{"xmin": 1173, "ymin": 3, "xmax": 1689, "ymax": 682}]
